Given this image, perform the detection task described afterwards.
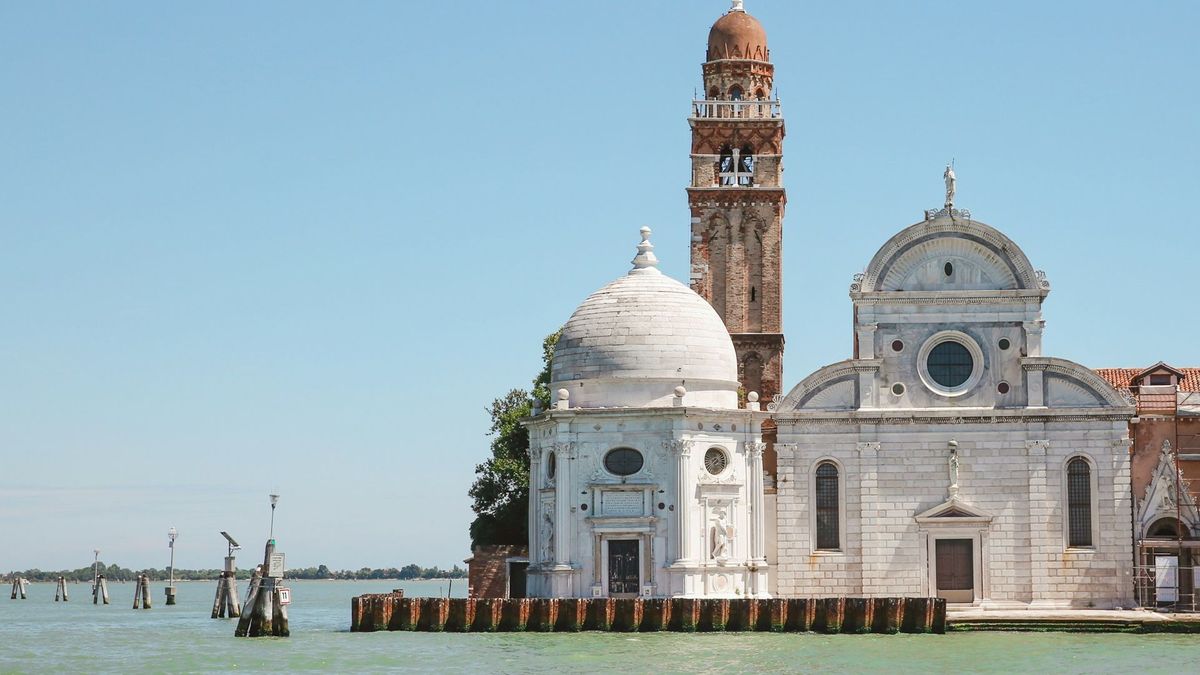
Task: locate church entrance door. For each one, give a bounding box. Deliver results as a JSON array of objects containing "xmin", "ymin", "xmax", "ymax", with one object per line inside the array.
[
  {"xmin": 607, "ymin": 539, "xmax": 640, "ymax": 597},
  {"xmin": 935, "ymin": 539, "xmax": 974, "ymax": 603}
]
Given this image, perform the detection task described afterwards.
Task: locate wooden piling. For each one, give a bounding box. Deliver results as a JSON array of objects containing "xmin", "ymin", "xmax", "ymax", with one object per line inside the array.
[
  {"xmin": 212, "ymin": 555, "xmax": 241, "ymax": 619},
  {"xmin": 234, "ymin": 540, "xmax": 290, "ymax": 637},
  {"xmin": 554, "ymin": 598, "xmax": 587, "ymax": 632},
  {"xmin": 346, "ymin": 594, "xmax": 946, "ymax": 635},
  {"xmin": 54, "ymin": 576, "xmax": 69, "ymax": 602},
  {"xmin": 93, "ymin": 575, "xmax": 110, "ymax": 605},
  {"xmin": 11, "ymin": 577, "xmax": 29, "ymax": 600},
  {"xmin": 133, "ymin": 574, "xmax": 152, "ymax": 609}
]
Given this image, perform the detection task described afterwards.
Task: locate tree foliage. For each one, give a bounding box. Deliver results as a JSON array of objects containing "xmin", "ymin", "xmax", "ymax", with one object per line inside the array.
[{"xmin": 469, "ymin": 329, "xmax": 560, "ymax": 546}]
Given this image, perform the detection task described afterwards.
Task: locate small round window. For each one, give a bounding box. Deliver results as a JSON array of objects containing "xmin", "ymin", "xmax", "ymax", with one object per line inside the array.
[
  {"xmin": 891, "ymin": 382, "xmax": 906, "ymax": 396},
  {"xmin": 891, "ymin": 339, "xmax": 904, "ymax": 353},
  {"xmin": 704, "ymin": 448, "xmax": 728, "ymax": 475},
  {"xmin": 998, "ymin": 337, "xmax": 1011, "ymax": 351},
  {"xmin": 927, "ymin": 341, "xmax": 973, "ymax": 388},
  {"xmin": 547, "ymin": 452, "xmax": 557, "ymax": 479},
  {"xmin": 603, "ymin": 448, "xmax": 644, "ymax": 476}
]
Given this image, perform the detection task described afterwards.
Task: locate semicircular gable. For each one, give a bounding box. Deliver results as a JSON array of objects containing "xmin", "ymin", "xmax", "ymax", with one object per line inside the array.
[
  {"xmin": 773, "ymin": 360, "xmax": 870, "ymax": 412},
  {"xmin": 857, "ymin": 217, "xmax": 1045, "ymax": 293},
  {"xmin": 1025, "ymin": 357, "xmax": 1135, "ymax": 409}
]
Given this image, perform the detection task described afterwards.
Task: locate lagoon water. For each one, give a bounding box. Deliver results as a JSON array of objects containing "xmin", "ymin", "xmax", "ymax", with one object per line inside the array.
[{"xmin": 1, "ymin": 579, "xmax": 1197, "ymax": 673}]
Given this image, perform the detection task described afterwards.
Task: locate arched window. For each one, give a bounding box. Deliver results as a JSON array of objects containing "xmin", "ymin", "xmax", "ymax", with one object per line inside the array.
[
  {"xmin": 718, "ymin": 145, "xmax": 735, "ymax": 186},
  {"xmin": 1066, "ymin": 457, "xmax": 1093, "ymax": 547},
  {"xmin": 717, "ymin": 144, "xmax": 753, "ymax": 187},
  {"xmin": 815, "ymin": 462, "xmax": 840, "ymax": 550},
  {"xmin": 729, "ymin": 85, "xmax": 743, "ymax": 101},
  {"xmin": 738, "ymin": 144, "xmax": 754, "ymax": 186}
]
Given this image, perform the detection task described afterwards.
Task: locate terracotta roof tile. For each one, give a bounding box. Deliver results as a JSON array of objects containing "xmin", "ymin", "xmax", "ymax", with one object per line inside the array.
[{"xmin": 1092, "ymin": 366, "xmax": 1200, "ymax": 393}]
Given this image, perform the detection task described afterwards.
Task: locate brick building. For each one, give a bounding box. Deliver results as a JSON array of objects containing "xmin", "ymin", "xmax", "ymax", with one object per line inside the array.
[{"xmin": 1095, "ymin": 364, "xmax": 1200, "ymax": 608}]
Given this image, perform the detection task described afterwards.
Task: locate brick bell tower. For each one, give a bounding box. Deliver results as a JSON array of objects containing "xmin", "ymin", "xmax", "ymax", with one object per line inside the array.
[{"xmin": 688, "ymin": 1, "xmax": 785, "ymax": 405}]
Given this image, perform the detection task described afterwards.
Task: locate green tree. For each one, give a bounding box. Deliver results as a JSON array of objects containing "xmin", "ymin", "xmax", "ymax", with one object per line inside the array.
[{"xmin": 468, "ymin": 329, "xmax": 560, "ymax": 546}]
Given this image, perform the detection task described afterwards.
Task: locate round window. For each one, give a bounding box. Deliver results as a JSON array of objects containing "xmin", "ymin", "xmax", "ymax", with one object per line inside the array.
[
  {"xmin": 704, "ymin": 448, "xmax": 728, "ymax": 475},
  {"xmin": 603, "ymin": 448, "xmax": 644, "ymax": 476},
  {"xmin": 998, "ymin": 337, "xmax": 1011, "ymax": 351},
  {"xmin": 927, "ymin": 341, "xmax": 974, "ymax": 388},
  {"xmin": 547, "ymin": 452, "xmax": 556, "ymax": 479},
  {"xmin": 998, "ymin": 381, "xmax": 1010, "ymax": 394},
  {"xmin": 891, "ymin": 382, "xmax": 906, "ymax": 396},
  {"xmin": 891, "ymin": 339, "xmax": 904, "ymax": 353}
]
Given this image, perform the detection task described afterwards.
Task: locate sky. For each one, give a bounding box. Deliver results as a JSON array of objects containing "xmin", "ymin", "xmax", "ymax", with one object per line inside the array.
[{"xmin": 1, "ymin": 0, "xmax": 1197, "ymax": 571}]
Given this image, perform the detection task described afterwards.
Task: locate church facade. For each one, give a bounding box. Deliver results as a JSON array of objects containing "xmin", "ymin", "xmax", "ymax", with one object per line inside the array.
[{"xmin": 523, "ymin": 2, "xmax": 1137, "ymax": 608}]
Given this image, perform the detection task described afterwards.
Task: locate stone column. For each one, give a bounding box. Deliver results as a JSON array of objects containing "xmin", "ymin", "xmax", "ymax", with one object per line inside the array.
[
  {"xmin": 1024, "ymin": 320, "xmax": 1045, "ymax": 357},
  {"xmin": 553, "ymin": 442, "xmax": 575, "ymax": 568},
  {"xmin": 749, "ymin": 442, "xmax": 767, "ymax": 563},
  {"xmin": 668, "ymin": 439, "xmax": 696, "ymax": 563},
  {"xmin": 1025, "ymin": 439, "xmax": 1052, "ymax": 606}
]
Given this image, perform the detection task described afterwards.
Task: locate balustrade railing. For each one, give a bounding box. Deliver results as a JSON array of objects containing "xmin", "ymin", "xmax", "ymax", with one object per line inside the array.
[{"xmin": 691, "ymin": 99, "xmax": 781, "ymax": 120}]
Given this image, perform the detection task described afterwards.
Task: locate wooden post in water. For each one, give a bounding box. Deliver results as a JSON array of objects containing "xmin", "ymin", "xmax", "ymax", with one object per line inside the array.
[
  {"xmin": 133, "ymin": 574, "xmax": 152, "ymax": 609},
  {"xmin": 212, "ymin": 532, "xmax": 243, "ymax": 618},
  {"xmin": 10, "ymin": 577, "xmax": 29, "ymax": 600},
  {"xmin": 234, "ymin": 539, "xmax": 289, "ymax": 637},
  {"xmin": 54, "ymin": 576, "xmax": 68, "ymax": 602},
  {"xmin": 212, "ymin": 554, "xmax": 242, "ymax": 618},
  {"xmin": 93, "ymin": 575, "xmax": 110, "ymax": 605}
]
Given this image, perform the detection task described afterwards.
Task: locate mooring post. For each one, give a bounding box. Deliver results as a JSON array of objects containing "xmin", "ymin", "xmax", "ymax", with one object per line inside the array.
[
  {"xmin": 55, "ymin": 576, "xmax": 68, "ymax": 602},
  {"xmin": 234, "ymin": 539, "xmax": 289, "ymax": 637},
  {"xmin": 214, "ymin": 531, "xmax": 243, "ymax": 619},
  {"xmin": 133, "ymin": 574, "xmax": 152, "ymax": 609},
  {"xmin": 93, "ymin": 575, "xmax": 110, "ymax": 605}
]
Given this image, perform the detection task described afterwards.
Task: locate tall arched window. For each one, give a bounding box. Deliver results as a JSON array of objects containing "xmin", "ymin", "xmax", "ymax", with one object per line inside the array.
[
  {"xmin": 1067, "ymin": 457, "xmax": 1093, "ymax": 547},
  {"xmin": 815, "ymin": 462, "xmax": 840, "ymax": 550}
]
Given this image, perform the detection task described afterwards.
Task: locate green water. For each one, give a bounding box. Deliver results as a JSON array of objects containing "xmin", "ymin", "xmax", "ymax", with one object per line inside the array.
[{"xmin": 1, "ymin": 580, "xmax": 1196, "ymax": 673}]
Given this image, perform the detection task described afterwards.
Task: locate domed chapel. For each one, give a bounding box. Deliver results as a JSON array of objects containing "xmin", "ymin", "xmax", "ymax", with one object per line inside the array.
[{"xmin": 523, "ymin": 2, "xmax": 1135, "ymax": 608}]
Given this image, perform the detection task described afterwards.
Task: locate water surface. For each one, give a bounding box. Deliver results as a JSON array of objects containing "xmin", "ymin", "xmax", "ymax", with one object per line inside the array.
[{"xmin": 1, "ymin": 580, "xmax": 1195, "ymax": 673}]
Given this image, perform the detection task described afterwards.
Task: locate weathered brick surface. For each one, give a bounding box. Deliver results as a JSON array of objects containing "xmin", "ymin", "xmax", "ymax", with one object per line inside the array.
[{"xmin": 466, "ymin": 545, "xmax": 526, "ymax": 599}]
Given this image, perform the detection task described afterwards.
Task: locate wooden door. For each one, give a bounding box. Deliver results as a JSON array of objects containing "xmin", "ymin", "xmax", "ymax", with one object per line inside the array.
[
  {"xmin": 607, "ymin": 540, "xmax": 639, "ymax": 596},
  {"xmin": 935, "ymin": 539, "xmax": 974, "ymax": 603}
]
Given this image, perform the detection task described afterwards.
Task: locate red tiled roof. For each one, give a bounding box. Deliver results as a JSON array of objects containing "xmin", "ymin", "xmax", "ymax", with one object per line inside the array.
[{"xmin": 1093, "ymin": 367, "xmax": 1200, "ymax": 392}]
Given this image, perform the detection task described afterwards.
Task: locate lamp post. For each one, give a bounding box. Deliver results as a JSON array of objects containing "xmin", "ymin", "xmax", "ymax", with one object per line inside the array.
[
  {"xmin": 165, "ymin": 526, "xmax": 179, "ymax": 605},
  {"xmin": 269, "ymin": 494, "xmax": 280, "ymax": 541}
]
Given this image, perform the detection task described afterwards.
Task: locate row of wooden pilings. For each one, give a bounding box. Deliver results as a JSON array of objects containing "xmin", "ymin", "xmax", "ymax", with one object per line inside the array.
[{"xmin": 351, "ymin": 594, "xmax": 945, "ymax": 634}]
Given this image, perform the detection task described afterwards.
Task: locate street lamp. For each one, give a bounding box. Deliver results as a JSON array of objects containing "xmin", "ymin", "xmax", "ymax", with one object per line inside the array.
[
  {"xmin": 166, "ymin": 526, "xmax": 179, "ymax": 605},
  {"xmin": 269, "ymin": 494, "xmax": 280, "ymax": 541}
]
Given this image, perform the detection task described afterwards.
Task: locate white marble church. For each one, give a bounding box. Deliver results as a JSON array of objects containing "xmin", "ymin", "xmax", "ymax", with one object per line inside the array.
[{"xmin": 523, "ymin": 2, "xmax": 1136, "ymax": 608}]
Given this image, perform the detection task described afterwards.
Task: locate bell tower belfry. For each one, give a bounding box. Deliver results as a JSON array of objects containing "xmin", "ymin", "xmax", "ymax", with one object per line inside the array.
[{"xmin": 688, "ymin": 1, "xmax": 785, "ymax": 404}]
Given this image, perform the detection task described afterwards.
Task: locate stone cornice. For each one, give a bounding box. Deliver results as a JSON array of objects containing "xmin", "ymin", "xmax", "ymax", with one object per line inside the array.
[
  {"xmin": 850, "ymin": 290, "xmax": 1047, "ymax": 305},
  {"xmin": 774, "ymin": 408, "xmax": 1134, "ymax": 427}
]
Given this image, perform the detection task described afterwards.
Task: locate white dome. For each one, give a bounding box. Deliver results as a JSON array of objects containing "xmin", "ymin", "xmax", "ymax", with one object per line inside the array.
[{"xmin": 550, "ymin": 228, "xmax": 740, "ymax": 409}]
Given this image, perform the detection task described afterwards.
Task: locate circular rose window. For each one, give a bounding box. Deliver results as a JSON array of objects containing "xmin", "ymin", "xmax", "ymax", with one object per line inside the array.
[
  {"xmin": 704, "ymin": 448, "xmax": 729, "ymax": 475},
  {"xmin": 927, "ymin": 341, "xmax": 973, "ymax": 388},
  {"xmin": 603, "ymin": 448, "xmax": 643, "ymax": 476},
  {"xmin": 916, "ymin": 331, "xmax": 984, "ymax": 397}
]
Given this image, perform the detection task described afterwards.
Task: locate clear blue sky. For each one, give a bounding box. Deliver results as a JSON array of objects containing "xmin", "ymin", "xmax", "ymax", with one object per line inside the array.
[{"xmin": 2, "ymin": 1, "xmax": 1197, "ymax": 571}]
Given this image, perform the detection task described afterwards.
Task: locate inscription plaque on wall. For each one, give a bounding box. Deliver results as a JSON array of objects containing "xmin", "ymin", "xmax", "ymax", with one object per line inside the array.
[{"xmin": 602, "ymin": 491, "xmax": 643, "ymax": 517}]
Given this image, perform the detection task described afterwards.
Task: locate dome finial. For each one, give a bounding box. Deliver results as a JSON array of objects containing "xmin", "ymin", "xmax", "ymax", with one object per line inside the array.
[
  {"xmin": 731, "ymin": 0, "xmax": 745, "ymax": 12},
  {"xmin": 630, "ymin": 226, "xmax": 660, "ymax": 274}
]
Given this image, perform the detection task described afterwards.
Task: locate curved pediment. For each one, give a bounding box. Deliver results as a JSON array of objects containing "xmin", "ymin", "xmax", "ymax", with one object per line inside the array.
[
  {"xmin": 854, "ymin": 215, "xmax": 1047, "ymax": 294},
  {"xmin": 1024, "ymin": 357, "xmax": 1135, "ymax": 409},
  {"xmin": 772, "ymin": 360, "xmax": 877, "ymax": 412}
]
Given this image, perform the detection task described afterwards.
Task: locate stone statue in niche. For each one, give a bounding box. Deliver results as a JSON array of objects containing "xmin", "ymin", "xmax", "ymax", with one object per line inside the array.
[
  {"xmin": 948, "ymin": 443, "xmax": 961, "ymax": 497},
  {"xmin": 540, "ymin": 511, "xmax": 554, "ymax": 562},
  {"xmin": 710, "ymin": 507, "xmax": 734, "ymax": 561}
]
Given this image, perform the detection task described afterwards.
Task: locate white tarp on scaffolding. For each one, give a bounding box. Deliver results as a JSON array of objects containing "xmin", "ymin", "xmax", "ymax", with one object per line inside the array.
[{"xmin": 1156, "ymin": 555, "xmax": 1179, "ymax": 603}]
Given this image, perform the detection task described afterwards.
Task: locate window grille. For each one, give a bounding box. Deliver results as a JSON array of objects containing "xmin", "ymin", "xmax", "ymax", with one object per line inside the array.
[
  {"xmin": 815, "ymin": 462, "xmax": 839, "ymax": 550},
  {"xmin": 1067, "ymin": 458, "xmax": 1092, "ymax": 547}
]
